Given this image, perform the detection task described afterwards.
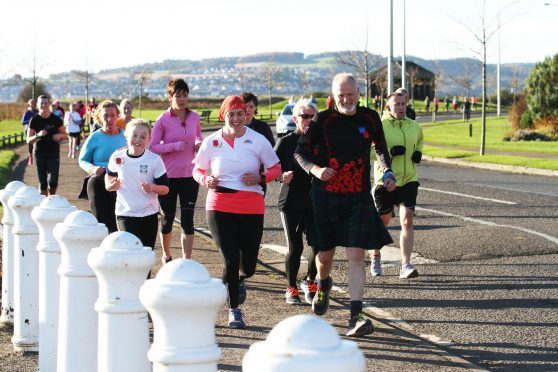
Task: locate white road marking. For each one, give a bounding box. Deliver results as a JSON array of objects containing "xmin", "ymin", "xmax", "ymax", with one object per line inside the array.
[
  {"xmin": 365, "ymin": 305, "xmax": 454, "ymax": 346},
  {"xmin": 417, "ymin": 206, "xmax": 558, "ymax": 246},
  {"xmin": 420, "ymin": 187, "xmax": 517, "ymax": 205}
]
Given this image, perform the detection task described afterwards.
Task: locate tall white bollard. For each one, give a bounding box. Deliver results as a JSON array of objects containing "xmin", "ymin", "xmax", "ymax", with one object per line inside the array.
[
  {"xmin": 0, "ymin": 180, "xmax": 25, "ymax": 324},
  {"xmin": 9, "ymin": 186, "xmax": 44, "ymax": 352},
  {"xmin": 54, "ymin": 210, "xmax": 107, "ymax": 372},
  {"xmin": 88, "ymin": 231, "xmax": 155, "ymax": 372},
  {"xmin": 139, "ymin": 259, "xmax": 227, "ymax": 372},
  {"xmin": 243, "ymin": 315, "xmax": 365, "ymax": 372},
  {"xmin": 32, "ymin": 196, "xmax": 76, "ymax": 372}
]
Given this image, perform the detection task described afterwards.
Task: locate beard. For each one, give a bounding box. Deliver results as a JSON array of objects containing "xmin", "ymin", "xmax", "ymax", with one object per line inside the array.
[{"xmin": 337, "ymin": 103, "xmax": 357, "ymax": 115}]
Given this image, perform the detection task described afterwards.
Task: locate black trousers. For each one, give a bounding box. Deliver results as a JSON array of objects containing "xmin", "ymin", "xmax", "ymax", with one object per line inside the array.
[
  {"xmin": 87, "ymin": 175, "xmax": 117, "ymax": 233},
  {"xmin": 159, "ymin": 177, "xmax": 199, "ymax": 234},
  {"xmin": 280, "ymin": 209, "xmax": 318, "ymax": 287},
  {"xmin": 207, "ymin": 210, "xmax": 263, "ymax": 308},
  {"xmin": 116, "ymin": 213, "xmax": 159, "ymax": 249},
  {"xmin": 34, "ymin": 152, "xmax": 60, "ymax": 191}
]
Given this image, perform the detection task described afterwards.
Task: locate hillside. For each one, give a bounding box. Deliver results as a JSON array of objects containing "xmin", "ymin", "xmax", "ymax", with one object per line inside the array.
[{"xmin": 0, "ymin": 51, "xmax": 533, "ymax": 102}]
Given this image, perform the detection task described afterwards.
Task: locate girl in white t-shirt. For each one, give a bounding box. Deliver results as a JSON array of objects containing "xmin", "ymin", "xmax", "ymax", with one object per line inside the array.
[
  {"xmin": 64, "ymin": 102, "xmax": 83, "ymax": 158},
  {"xmin": 105, "ymin": 119, "xmax": 169, "ymax": 252}
]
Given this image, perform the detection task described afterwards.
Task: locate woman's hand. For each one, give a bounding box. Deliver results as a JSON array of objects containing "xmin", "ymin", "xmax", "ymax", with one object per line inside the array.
[
  {"xmin": 242, "ymin": 173, "xmax": 261, "ymax": 186},
  {"xmin": 141, "ymin": 182, "xmax": 153, "ymax": 193},
  {"xmin": 281, "ymin": 171, "xmax": 294, "ymax": 185},
  {"xmin": 106, "ymin": 177, "xmax": 121, "ymax": 191},
  {"xmin": 206, "ymin": 175, "xmax": 219, "ymax": 190}
]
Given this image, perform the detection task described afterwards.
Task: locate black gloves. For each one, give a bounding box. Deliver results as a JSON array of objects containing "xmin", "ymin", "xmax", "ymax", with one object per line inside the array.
[
  {"xmin": 411, "ymin": 150, "xmax": 422, "ymax": 164},
  {"xmin": 390, "ymin": 145, "xmax": 406, "ymax": 156}
]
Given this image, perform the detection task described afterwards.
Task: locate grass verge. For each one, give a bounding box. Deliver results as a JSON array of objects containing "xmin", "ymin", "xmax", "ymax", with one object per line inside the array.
[
  {"xmin": 421, "ymin": 116, "xmax": 558, "ymax": 154},
  {"xmin": 0, "ymin": 150, "xmax": 16, "ymax": 215},
  {"xmin": 424, "ymin": 144, "xmax": 558, "ymax": 171}
]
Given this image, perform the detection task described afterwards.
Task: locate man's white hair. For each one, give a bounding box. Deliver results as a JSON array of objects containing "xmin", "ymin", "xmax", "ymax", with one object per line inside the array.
[{"xmin": 331, "ymin": 73, "xmax": 358, "ymax": 92}]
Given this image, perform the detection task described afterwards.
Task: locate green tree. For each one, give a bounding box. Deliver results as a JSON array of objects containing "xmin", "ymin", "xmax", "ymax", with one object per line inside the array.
[
  {"xmin": 525, "ymin": 53, "xmax": 558, "ymax": 121},
  {"xmin": 17, "ymin": 81, "xmax": 49, "ymax": 102}
]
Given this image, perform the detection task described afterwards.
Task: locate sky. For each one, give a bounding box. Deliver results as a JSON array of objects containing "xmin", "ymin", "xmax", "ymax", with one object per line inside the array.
[{"xmin": 1, "ymin": 0, "xmax": 556, "ymax": 78}]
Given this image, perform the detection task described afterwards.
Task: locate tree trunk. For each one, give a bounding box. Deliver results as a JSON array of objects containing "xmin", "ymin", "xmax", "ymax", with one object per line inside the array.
[{"xmin": 480, "ymin": 42, "xmax": 487, "ymax": 156}]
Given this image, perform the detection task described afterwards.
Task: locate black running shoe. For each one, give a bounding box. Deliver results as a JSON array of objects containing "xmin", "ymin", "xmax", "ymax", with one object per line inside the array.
[
  {"xmin": 312, "ymin": 277, "xmax": 332, "ymax": 316},
  {"xmin": 346, "ymin": 312, "xmax": 374, "ymax": 337}
]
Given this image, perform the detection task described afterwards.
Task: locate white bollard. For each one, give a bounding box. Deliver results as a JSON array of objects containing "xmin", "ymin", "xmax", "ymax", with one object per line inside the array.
[
  {"xmin": 8, "ymin": 186, "xmax": 44, "ymax": 352},
  {"xmin": 54, "ymin": 210, "xmax": 107, "ymax": 372},
  {"xmin": 32, "ymin": 196, "xmax": 76, "ymax": 372},
  {"xmin": 139, "ymin": 259, "xmax": 227, "ymax": 372},
  {"xmin": 0, "ymin": 180, "xmax": 25, "ymax": 324},
  {"xmin": 88, "ymin": 231, "xmax": 156, "ymax": 372},
  {"xmin": 242, "ymin": 314, "xmax": 365, "ymax": 372}
]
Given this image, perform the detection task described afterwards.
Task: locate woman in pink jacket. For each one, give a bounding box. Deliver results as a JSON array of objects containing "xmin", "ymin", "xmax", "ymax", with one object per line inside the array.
[{"xmin": 149, "ymin": 79, "xmax": 203, "ymax": 263}]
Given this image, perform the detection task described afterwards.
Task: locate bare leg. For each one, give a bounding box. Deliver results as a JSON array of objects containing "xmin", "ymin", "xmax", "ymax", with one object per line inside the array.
[
  {"xmin": 347, "ymin": 247, "xmax": 365, "ymax": 301},
  {"xmin": 316, "ymin": 248, "xmax": 335, "ymax": 280},
  {"xmin": 370, "ymin": 212, "xmax": 392, "ymax": 259},
  {"xmin": 182, "ymin": 233, "xmax": 194, "ymax": 259},
  {"xmin": 160, "ymin": 231, "xmax": 172, "ymax": 259},
  {"xmin": 399, "ymin": 206, "xmax": 414, "ymax": 265}
]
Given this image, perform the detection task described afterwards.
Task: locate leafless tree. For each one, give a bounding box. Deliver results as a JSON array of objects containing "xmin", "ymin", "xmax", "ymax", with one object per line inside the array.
[
  {"xmin": 236, "ymin": 64, "xmax": 248, "ymax": 93},
  {"xmin": 449, "ymin": 62, "xmax": 478, "ymax": 98},
  {"xmin": 452, "ymin": 0, "xmax": 517, "ymax": 155},
  {"xmin": 74, "ymin": 70, "xmax": 92, "ymax": 103},
  {"xmin": 259, "ymin": 61, "xmax": 283, "ymax": 117},
  {"xmin": 298, "ymin": 69, "xmax": 311, "ymax": 97},
  {"xmin": 336, "ymin": 50, "xmax": 375, "ymax": 107},
  {"xmin": 406, "ymin": 64, "xmax": 422, "ymax": 102},
  {"xmin": 135, "ymin": 70, "xmax": 151, "ymax": 116},
  {"xmin": 371, "ymin": 68, "xmax": 388, "ymax": 108}
]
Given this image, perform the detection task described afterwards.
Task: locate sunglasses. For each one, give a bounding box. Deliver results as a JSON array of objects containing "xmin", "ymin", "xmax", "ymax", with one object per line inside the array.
[{"xmin": 298, "ymin": 114, "xmax": 314, "ymax": 119}]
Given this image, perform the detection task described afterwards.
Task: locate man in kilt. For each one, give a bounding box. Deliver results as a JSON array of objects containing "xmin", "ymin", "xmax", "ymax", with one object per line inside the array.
[{"xmin": 295, "ymin": 73, "xmax": 396, "ymax": 337}]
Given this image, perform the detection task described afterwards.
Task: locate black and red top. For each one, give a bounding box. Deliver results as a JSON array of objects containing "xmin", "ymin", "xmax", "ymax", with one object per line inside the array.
[{"xmin": 295, "ymin": 107, "xmax": 391, "ymax": 194}]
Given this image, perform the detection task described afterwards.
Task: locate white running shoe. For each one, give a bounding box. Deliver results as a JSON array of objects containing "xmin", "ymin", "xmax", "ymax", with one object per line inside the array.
[
  {"xmin": 371, "ymin": 254, "xmax": 382, "ymax": 276},
  {"xmin": 399, "ymin": 263, "xmax": 419, "ymax": 279}
]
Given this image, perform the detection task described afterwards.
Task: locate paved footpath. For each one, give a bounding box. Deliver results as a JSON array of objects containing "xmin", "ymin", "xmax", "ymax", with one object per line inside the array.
[{"xmin": 0, "ymin": 144, "xmax": 483, "ymax": 371}]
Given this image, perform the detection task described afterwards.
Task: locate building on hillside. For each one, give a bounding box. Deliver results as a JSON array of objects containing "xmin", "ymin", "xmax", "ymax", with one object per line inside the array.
[{"xmin": 369, "ymin": 61, "xmax": 435, "ymax": 100}]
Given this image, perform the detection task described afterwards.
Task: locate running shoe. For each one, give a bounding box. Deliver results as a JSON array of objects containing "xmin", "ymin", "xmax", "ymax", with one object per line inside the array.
[
  {"xmin": 370, "ymin": 254, "xmax": 382, "ymax": 276},
  {"xmin": 399, "ymin": 263, "xmax": 419, "ymax": 279},
  {"xmin": 228, "ymin": 308, "xmax": 245, "ymax": 329},
  {"xmin": 346, "ymin": 312, "xmax": 374, "ymax": 337},
  {"xmin": 300, "ymin": 279, "xmax": 317, "ymax": 304},
  {"xmin": 312, "ymin": 277, "xmax": 332, "ymax": 316},
  {"xmin": 161, "ymin": 255, "xmax": 172, "ymax": 264},
  {"xmin": 285, "ymin": 286, "xmax": 302, "ymax": 305},
  {"xmin": 238, "ymin": 279, "xmax": 247, "ymax": 305}
]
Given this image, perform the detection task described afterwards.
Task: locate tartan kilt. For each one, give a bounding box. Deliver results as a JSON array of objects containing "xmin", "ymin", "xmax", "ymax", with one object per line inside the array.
[{"xmin": 306, "ymin": 185, "xmax": 393, "ymax": 252}]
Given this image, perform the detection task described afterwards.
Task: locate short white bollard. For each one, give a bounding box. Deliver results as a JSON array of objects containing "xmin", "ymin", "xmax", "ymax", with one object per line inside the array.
[
  {"xmin": 8, "ymin": 186, "xmax": 44, "ymax": 352},
  {"xmin": 139, "ymin": 259, "xmax": 227, "ymax": 372},
  {"xmin": 32, "ymin": 196, "xmax": 76, "ymax": 372},
  {"xmin": 242, "ymin": 315, "xmax": 366, "ymax": 372},
  {"xmin": 88, "ymin": 231, "xmax": 155, "ymax": 372},
  {"xmin": 54, "ymin": 210, "xmax": 107, "ymax": 372},
  {"xmin": 0, "ymin": 180, "xmax": 25, "ymax": 324}
]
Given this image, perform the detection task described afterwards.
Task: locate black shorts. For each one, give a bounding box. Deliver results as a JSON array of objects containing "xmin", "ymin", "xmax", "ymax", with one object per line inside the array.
[
  {"xmin": 68, "ymin": 132, "xmax": 81, "ymax": 138},
  {"xmin": 373, "ymin": 181, "xmax": 419, "ymax": 215}
]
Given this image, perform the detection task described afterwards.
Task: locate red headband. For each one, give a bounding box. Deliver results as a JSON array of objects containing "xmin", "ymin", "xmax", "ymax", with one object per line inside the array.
[{"xmin": 218, "ymin": 96, "xmax": 246, "ymax": 121}]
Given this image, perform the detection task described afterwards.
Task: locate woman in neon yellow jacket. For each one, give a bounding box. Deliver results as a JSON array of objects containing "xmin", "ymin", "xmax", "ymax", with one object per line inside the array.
[{"xmin": 371, "ymin": 92, "xmax": 424, "ymax": 279}]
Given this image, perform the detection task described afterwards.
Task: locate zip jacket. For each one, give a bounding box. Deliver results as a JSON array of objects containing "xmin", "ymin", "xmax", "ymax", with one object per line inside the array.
[{"xmin": 374, "ymin": 113, "xmax": 423, "ymax": 186}]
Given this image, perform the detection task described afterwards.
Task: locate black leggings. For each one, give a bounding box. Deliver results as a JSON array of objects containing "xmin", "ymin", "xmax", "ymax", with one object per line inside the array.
[
  {"xmin": 207, "ymin": 210, "xmax": 263, "ymax": 308},
  {"xmin": 34, "ymin": 152, "xmax": 60, "ymax": 191},
  {"xmin": 159, "ymin": 177, "xmax": 199, "ymax": 234},
  {"xmin": 116, "ymin": 213, "xmax": 159, "ymax": 249},
  {"xmin": 87, "ymin": 175, "xmax": 117, "ymax": 233},
  {"xmin": 280, "ymin": 209, "xmax": 318, "ymax": 287}
]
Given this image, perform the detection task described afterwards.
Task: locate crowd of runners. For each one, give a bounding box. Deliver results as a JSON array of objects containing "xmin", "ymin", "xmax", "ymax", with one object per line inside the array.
[{"xmin": 21, "ymin": 72, "xmax": 424, "ymax": 337}]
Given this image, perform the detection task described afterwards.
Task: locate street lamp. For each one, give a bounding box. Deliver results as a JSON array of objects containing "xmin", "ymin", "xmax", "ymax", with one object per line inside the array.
[{"xmin": 387, "ymin": 0, "xmax": 394, "ymax": 93}]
